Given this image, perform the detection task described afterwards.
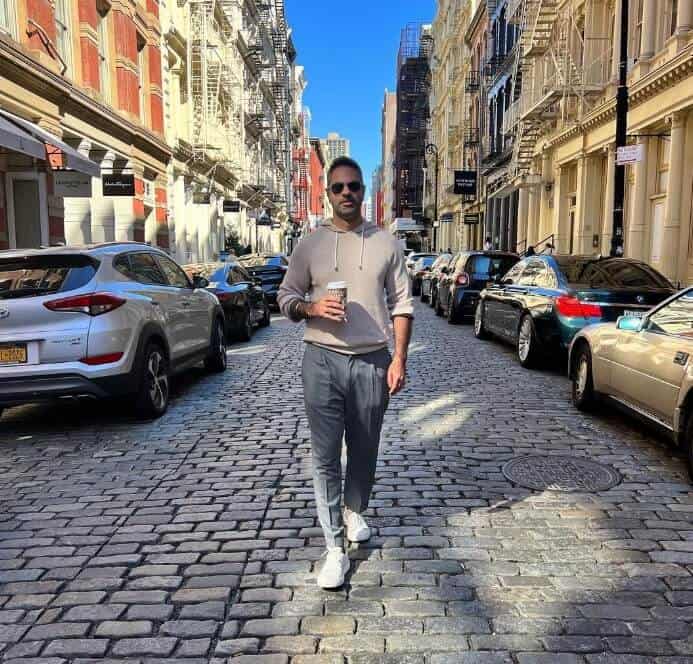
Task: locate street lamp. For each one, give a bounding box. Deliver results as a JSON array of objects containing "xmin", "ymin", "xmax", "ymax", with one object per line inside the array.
[{"xmin": 424, "ymin": 143, "xmax": 439, "ymax": 251}]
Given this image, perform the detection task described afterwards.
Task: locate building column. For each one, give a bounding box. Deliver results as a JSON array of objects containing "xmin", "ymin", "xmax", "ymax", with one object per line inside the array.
[
  {"xmin": 63, "ymin": 139, "xmax": 92, "ymax": 245},
  {"xmin": 486, "ymin": 197, "xmax": 495, "ymax": 245},
  {"xmin": 669, "ymin": 112, "xmax": 689, "ymax": 283},
  {"xmin": 517, "ymin": 186, "xmax": 529, "ymax": 250},
  {"xmin": 677, "ymin": 0, "xmax": 693, "ymax": 34},
  {"xmin": 91, "ymin": 150, "xmax": 115, "ymax": 243},
  {"xmin": 500, "ymin": 196, "xmax": 509, "ymax": 250},
  {"xmin": 114, "ymin": 160, "xmax": 138, "ymax": 242},
  {"xmin": 640, "ymin": 0, "xmax": 657, "ymax": 59},
  {"xmin": 508, "ymin": 190, "xmax": 518, "ymax": 251},
  {"xmin": 554, "ymin": 166, "xmax": 570, "ymax": 253},
  {"xmin": 538, "ymin": 151, "xmax": 552, "ymax": 240},
  {"xmin": 612, "ymin": 0, "xmax": 623, "ymax": 81},
  {"xmin": 626, "ymin": 137, "xmax": 649, "ymax": 259},
  {"xmin": 601, "ymin": 145, "xmax": 616, "ymax": 254}
]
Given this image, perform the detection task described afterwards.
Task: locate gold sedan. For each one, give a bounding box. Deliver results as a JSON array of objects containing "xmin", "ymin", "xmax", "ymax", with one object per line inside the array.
[{"xmin": 569, "ymin": 287, "xmax": 693, "ymax": 475}]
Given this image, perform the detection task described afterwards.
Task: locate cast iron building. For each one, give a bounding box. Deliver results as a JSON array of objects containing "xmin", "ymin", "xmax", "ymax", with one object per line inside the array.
[{"xmin": 394, "ymin": 23, "xmax": 433, "ymax": 222}]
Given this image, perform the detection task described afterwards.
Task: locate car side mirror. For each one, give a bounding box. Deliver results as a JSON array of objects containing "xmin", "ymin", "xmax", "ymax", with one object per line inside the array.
[
  {"xmin": 616, "ymin": 315, "xmax": 644, "ymax": 332},
  {"xmin": 192, "ymin": 275, "xmax": 209, "ymax": 289}
]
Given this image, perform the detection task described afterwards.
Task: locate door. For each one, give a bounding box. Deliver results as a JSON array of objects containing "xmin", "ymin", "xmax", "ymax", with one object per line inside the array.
[
  {"xmin": 499, "ymin": 259, "xmax": 548, "ymax": 340},
  {"xmin": 609, "ymin": 291, "xmax": 693, "ymax": 425},
  {"xmin": 484, "ymin": 260, "xmax": 525, "ymax": 336},
  {"xmin": 156, "ymin": 254, "xmax": 209, "ymax": 353},
  {"xmin": 439, "ymin": 253, "xmax": 461, "ymax": 311},
  {"xmin": 115, "ymin": 252, "xmax": 183, "ymax": 358},
  {"xmin": 13, "ymin": 180, "xmax": 42, "ymax": 248}
]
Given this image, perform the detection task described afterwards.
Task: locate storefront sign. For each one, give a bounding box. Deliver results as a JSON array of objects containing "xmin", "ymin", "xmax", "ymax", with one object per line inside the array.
[
  {"xmin": 223, "ymin": 199, "xmax": 241, "ymax": 213},
  {"xmin": 53, "ymin": 171, "xmax": 92, "ymax": 198},
  {"xmin": 464, "ymin": 213, "xmax": 480, "ymax": 225},
  {"xmin": 453, "ymin": 170, "xmax": 477, "ymax": 195},
  {"xmin": 440, "ymin": 213, "xmax": 454, "ymax": 223},
  {"xmin": 193, "ymin": 192, "xmax": 211, "ymax": 204},
  {"xmin": 102, "ymin": 173, "xmax": 135, "ymax": 196},
  {"xmin": 616, "ymin": 144, "xmax": 644, "ymax": 165}
]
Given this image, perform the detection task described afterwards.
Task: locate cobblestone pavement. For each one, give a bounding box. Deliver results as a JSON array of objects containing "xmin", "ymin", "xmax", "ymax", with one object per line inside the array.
[{"xmin": 2, "ymin": 301, "xmax": 693, "ymax": 664}]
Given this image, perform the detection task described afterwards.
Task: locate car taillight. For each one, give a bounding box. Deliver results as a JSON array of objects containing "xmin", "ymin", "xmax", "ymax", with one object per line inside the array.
[
  {"xmin": 44, "ymin": 293, "xmax": 125, "ymax": 316},
  {"xmin": 456, "ymin": 273, "xmax": 470, "ymax": 287},
  {"xmin": 80, "ymin": 352, "xmax": 124, "ymax": 365},
  {"xmin": 556, "ymin": 295, "xmax": 602, "ymax": 318}
]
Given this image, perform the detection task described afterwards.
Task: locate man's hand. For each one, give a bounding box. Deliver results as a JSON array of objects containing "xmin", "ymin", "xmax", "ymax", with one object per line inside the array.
[
  {"xmin": 387, "ymin": 355, "xmax": 407, "ymax": 395},
  {"xmin": 307, "ymin": 296, "xmax": 346, "ymax": 322}
]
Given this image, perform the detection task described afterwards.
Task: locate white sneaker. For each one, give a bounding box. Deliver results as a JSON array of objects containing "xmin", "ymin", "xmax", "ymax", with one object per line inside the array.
[
  {"xmin": 344, "ymin": 508, "xmax": 371, "ymax": 542},
  {"xmin": 317, "ymin": 547, "xmax": 350, "ymax": 589}
]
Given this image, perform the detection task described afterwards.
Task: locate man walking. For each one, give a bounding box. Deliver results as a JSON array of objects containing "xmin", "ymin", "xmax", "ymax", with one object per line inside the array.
[{"xmin": 278, "ymin": 156, "xmax": 413, "ymax": 588}]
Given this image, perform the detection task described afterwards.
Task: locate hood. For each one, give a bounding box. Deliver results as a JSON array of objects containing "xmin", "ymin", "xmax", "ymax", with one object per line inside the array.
[{"xmin": 321, "ymin": 218, "xmax": 378, "ymax": 271}]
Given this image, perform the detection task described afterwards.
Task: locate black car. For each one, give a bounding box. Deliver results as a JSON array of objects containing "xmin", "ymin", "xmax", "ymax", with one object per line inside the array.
[
  {"xmin": 436, "ymin": 251, "xmax": 520, "ymax": 324},
  {"xmin": 237, "ymin": 254, "xmax": 288, "ymax": 309},
  {"xmin": 184, "ymin": 262, "xmax": 270, "ymax": 341},
  {"xmin": 474, "ymin": 254, "xmax": 675, "ymax": 368},
  {"xmin": 421, "ymin": 253, "xmax": 452, "ymax": 304},
  {"xmin": 411, "ymin": 256, "xmax": 437, "ymax": 296}
]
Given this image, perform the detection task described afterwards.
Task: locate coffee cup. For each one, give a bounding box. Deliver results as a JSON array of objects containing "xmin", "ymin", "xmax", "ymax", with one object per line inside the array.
[{"xmin": 326, "ymin": 281, "xmax": 347, "ymax": 321}]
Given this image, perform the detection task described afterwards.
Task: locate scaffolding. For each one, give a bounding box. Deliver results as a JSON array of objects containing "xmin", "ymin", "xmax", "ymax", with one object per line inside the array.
[
  {"xmin": 187, "ymin": 0, "xmax": 244, "ymax": 176},
  {"xmin": 502, "ymin": 0, "xmax": 611, "ymax": 178},
  {"xmin": 395, "ymin": 23, "xmax": 433, "ymax": 219}
]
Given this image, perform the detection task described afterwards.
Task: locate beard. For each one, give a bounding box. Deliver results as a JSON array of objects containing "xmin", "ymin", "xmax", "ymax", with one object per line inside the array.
[{"xmin": 336, "ymin": 199, "xmax": 362, "ymax": 222}]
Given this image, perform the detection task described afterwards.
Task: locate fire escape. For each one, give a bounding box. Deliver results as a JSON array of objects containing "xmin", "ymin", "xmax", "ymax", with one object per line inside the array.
[
  {"xmin": 505, "ymin": 0, "xmax": 610, "ymax": 179},
  {"xmin": 188, "ymin": 0, "xmax": 243, "ymax": 172},
  {"xmin": 292, "ymin": 110, "xmax": 310, "ymax": 224}
]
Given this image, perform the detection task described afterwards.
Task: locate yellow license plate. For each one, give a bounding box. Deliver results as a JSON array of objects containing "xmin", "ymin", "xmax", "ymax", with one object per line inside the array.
[{"xmin": 0, "ymin": 345, "xmax": 27, "ymax": 364}]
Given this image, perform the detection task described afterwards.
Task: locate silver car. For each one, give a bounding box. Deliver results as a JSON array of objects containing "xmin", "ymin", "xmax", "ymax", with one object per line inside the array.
[{"xmin": 0, "ymin": 243, "xmax": 227, "ymax": 419}]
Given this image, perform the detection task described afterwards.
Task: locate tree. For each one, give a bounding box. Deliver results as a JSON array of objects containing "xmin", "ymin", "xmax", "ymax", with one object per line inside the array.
[{"xmin": 225, "ymin": 227, "xmax": 244, "ymax": 257}]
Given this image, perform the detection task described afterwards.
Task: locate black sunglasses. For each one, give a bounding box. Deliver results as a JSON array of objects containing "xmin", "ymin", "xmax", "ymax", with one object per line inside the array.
[{"xmin": 330, "ymin": 181, "xmax": 362, "ymax": 195}]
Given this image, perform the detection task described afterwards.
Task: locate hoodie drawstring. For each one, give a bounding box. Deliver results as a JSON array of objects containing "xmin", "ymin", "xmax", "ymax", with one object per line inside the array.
[{"xmin": 332, "ymin": 224, "xmax": 365, "ymax": 271}]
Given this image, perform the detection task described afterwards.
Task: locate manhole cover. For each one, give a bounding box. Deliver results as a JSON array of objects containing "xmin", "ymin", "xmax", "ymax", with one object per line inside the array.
[{"xmin": 502, "ymin": 455, "xmax": 621, "ymax": 492}]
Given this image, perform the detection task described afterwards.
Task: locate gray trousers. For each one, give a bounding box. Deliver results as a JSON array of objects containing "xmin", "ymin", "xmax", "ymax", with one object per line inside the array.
[{"xmin": 302, "ymin": 343, "xmax": 391, "ymax": 549}]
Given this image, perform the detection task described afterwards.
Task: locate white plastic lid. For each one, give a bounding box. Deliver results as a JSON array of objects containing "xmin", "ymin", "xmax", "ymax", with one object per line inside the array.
[{"xmin": 326, "ymin": 281, "xmax": 347, "ymax": 289}]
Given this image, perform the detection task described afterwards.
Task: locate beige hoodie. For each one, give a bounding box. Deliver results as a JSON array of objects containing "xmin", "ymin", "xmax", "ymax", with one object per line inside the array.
[{"xmin": 277, "ymin": 220, "xmax": 414, "ymax": 355}]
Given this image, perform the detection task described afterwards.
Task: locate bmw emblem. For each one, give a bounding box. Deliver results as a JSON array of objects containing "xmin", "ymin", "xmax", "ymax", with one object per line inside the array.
[
  {"xmin": 0, "ymin": 308, "xmax": 8, "ymax": 320},
  {"xmin": 636, "ymin": 295, "xmax": 645, "ymax": 304}
]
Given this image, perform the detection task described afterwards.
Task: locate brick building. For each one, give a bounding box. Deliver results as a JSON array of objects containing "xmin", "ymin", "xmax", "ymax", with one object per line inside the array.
[{"xmin": 0, "ymin": 0, "xmax": 171, "ymax": 250}]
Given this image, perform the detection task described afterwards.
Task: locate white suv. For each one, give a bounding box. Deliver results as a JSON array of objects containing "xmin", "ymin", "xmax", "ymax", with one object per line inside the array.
[{"xmin": 0, "ymin": 243, "xmax": 227, "ymax": 419}]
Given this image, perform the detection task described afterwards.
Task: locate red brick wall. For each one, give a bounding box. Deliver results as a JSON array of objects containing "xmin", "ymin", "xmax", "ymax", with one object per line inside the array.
[
  {"xmin": 25, "ymin": 0, "xmax": 56, "ymax": 56},
  {"xmin": 113, "ymin": 9, "xmax": 139, "ymax": 116},
  {"xmin": 148, "ymin": 44, "xmax": 161, "ymax": 87},
  {"xmin": 78, "ymin": 0, "xmax": 99, "ymax": 91},
  {"xmin": 150, "ymin": 94, "xmax": 163, "ymax": 134},
  {"xmin": 309, "ymin": 147, "xmax": 325, "ymax": 217},
  {"xmin": 146, "ymin": 0, "xmax": 160, "ymax": 20}
]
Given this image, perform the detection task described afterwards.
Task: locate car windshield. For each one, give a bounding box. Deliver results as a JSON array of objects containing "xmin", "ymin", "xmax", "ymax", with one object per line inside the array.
[
  {"xmin": 183, "ymin": 263, "xmax": 226, "ymax": 281},
  {"xmin": 415, "ymin": 256, "xmax": 436, "ymax": 269},
  {"xmin": 555, "ymin": 257, "xmax": 672, "ymax": 289},
  {"xmin": 471, "ymin": 255, "xmax": 519, "ymax": 277},
  {"xmin": 647, "ymin": 290, "xmax": 693, "ymax": 337},
  {"xmin": 431, "ymin": 254, "xmax": 452, "ymax": 269},
  {"xmin": 0, "ymin": 255, "xmax": 98, "ymax": 299}
]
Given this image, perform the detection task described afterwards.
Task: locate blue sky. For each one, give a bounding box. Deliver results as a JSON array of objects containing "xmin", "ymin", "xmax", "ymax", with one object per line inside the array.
[{"xmin": 286, "ymin": 0, "xmax": 436, "ymax": 195}]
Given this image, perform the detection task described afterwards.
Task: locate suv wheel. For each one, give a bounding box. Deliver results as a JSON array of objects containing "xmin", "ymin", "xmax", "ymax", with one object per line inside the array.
[
  {"xmin": 237, "ymin": 307, "xmax": 253, "ymax": 342},
  {"xmin": 205, "ymin": 318, "xmax": 227, "ymax": 373},
  {"xmin": 429, "ymin": 288, "xmax": 437, "ymax": 308},
  {"xmin": 447, "ymin": 299, "xmax": 461, "ymax": 325},
  {"xmin": 572, "ymin": 344, "xmax": 596, "ymax": 411},
  {"xmin": 435, "ymin": 294, "xmax": 444, "ymax": 317},
  {"xmin": 517, "ymin": 314, "xmax": 540, "ymax": 369},
  {"xmin": 136, "ymin": 342, "xmax": 169, "ymax": 418},
  {"xmin": 684, "ymin": 413, "xmax": 693, "ymax": 482},
  {"xmin": 474, "ymin": 302, "xmax": 489, "ymax": 339}
]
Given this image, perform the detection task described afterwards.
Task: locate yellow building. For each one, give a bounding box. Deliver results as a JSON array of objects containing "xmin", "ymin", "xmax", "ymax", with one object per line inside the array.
[{"xmin": 508, "ymin": 0, "xmax": 693, "ymax": 283}]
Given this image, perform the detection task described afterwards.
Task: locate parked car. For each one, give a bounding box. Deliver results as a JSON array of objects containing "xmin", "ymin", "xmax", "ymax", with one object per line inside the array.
[
  {"xmin": 421, "ymin": 253, "xmax": 452, "ymax": 304},
  {"xmin": 0, "ymin": 243, "xmax": 227, "ymax": 420},
  {"xmin": 437, "ymin": 251, "xmax": 520, "ymax": 324},
  {"xmin": 474, "ymin": 254, "xmax": 675, "ymax": 368},
  {"xmin": 184, "ymin": 261, "xmax": 270, "ymax": 341},
  {"xmin": 569, "ymin": 287, "xmax": 693, "ymax": 475},
  {"xmin": 406, "ymin": 252, "xmax": 438, "ymax": 274},
  {"xmin": 410, "ymin": 255, "xmax": 437, "ymax": 296},
  {"xmin": 237, "ymin": 253, "xmax": 287, "ymax": 309}
]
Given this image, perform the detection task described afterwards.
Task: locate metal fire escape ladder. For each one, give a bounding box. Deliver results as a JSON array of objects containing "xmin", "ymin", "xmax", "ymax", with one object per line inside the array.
[{"xmin": 188, "ymin": 1, "xmax": 212, "ymax": 160}]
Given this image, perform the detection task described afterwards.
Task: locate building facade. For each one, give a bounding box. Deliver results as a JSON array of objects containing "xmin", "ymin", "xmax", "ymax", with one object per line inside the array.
[
  {"xmin": 0, "ymin": 0, "xmax": 170, "ymax": 251},
  {"xmin": 308, "ymin": 136, "xmax": 325, "ymax": 229},
  {"xmin": 381, "ymin": 89, "xmax": 397, "ymax": 228},
  {"xmin": 323, "ymin": 131, "xmax": 350, "ymax": 165}
]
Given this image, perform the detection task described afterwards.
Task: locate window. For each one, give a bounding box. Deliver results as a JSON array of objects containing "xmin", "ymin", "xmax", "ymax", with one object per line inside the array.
[
  {"xmin": 503, "ymin": 261, "xmax": 525, "ymax": 284},
  {"xmin": 97, "ymin": 8, "xmax": 110, "ymax": 102},
  {"xmin": 517, "ymin": 260, "xmax": 547, "ymax": 287},
  {"xmin": 469, "ymin": 255, "xmax": 519, "ymax": 279},
  {"xmin": 647, "ymin": 291, "xmax": 693, "ymax": 337},
  {"xmin": 0, "ymin": 255, "xmax": 96, "ymax": 298},
  {"xmin": 138, "ymin": 36, "xmax": 147, "ymax": 123},
  {"xmin": 116, "ymin": 253, "xmax": 167, "ymax": 285},
  {"xmin": 54, "ymin": 0, "xmax": 72, "ymax": 77},
  {"xmin": 665, "ymin": 0, "xmax": 679, "ymax": 40},
  {"xmin": 156, "ymin": 255, "xmax": 191, "ymax": 289},
  {"xmin": 631, "ymin": 0, "xmax": 644, "ymax": 60},
  {"xmin": 555, "ymin": 257, "xmax": 672, "ymax": 288},
  {"xmin": 0, "ymin": 0, "xmax": 15, "ymax": 36},
  {"xmin": 656, "ymin": 137, "xmax": 670, "ymax": 194}
]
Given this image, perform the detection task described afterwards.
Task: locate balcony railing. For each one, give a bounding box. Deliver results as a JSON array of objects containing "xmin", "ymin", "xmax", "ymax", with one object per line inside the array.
[{"xmin": 502, "ymin": 98, "xmax": 521, "ymax": 136}]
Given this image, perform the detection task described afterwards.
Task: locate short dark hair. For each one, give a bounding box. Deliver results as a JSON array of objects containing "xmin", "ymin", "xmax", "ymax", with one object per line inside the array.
[{"xmin": 327, "ymin": 156, "xmax": 364, "ymax": 185}]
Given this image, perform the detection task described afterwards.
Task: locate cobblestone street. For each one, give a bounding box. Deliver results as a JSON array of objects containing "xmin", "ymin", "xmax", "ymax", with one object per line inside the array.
[{"xmin": 2, "ymin": 302, "xmax": 693, "ymax": 663}]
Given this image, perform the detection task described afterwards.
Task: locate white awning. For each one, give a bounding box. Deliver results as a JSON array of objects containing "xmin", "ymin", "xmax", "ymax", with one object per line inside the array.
[
  {"xmin": 391, "ymin": 218, "xmax": 424, "ymax": 233},
  {"xmin": 0, "ymin": 109, "xmax": 101, "ymax": 177}
]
